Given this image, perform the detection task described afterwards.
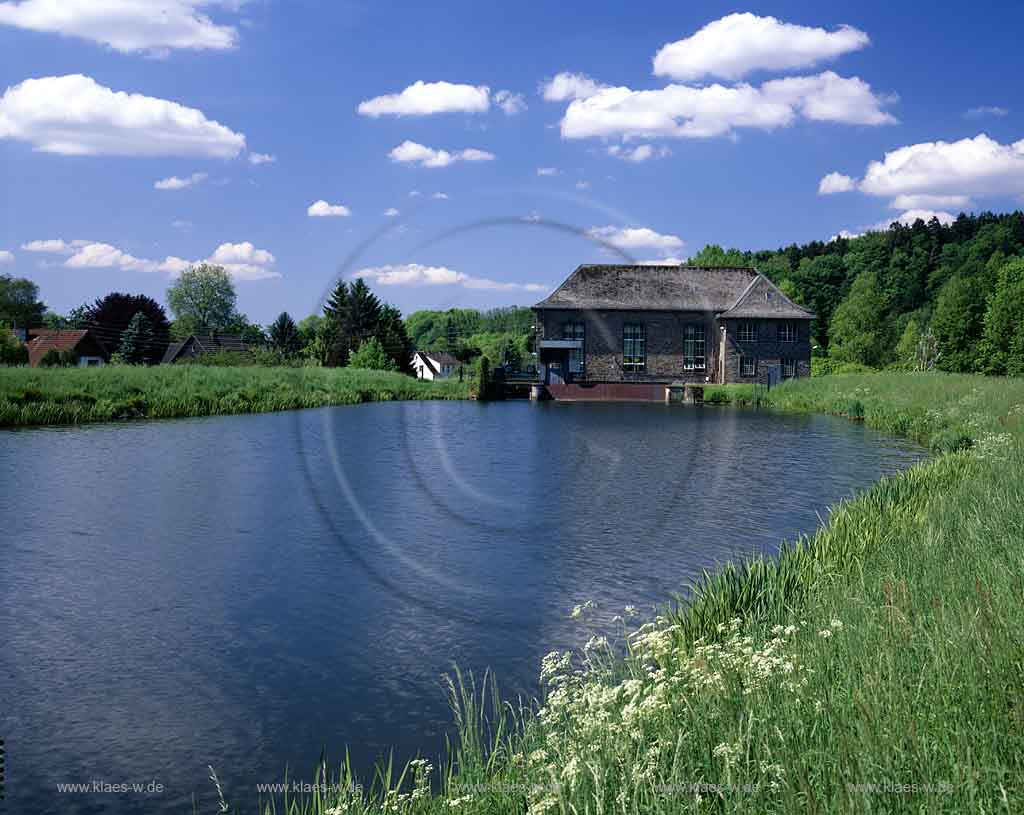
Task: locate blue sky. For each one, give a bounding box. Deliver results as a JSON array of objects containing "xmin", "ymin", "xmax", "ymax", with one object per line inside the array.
[{"xmin": 2, "ymin": 0, "xmax": 1023, "ymax": 324}]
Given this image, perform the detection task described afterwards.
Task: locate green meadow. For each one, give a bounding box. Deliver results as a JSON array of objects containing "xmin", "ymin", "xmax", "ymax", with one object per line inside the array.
[
  {"xmin": 0, "ymin": 364, "xmax": 469, "ymax": 427},
  {"xmin": 227, "ymin": 372, "xmax": 1023, "ymax": 815}
]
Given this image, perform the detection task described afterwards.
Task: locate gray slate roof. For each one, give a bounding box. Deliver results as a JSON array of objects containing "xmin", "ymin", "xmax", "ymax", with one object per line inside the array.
[
  {"xmin": 534, "ymin": 264, "xmax": 814, "ymax": 319},
  {"xmin": 718, "ymin": 274, "xmax": 816, "ymax": 320},
  {"xmin": 161, "ymin": 333, "xmax": 252, "ymax": 363}
]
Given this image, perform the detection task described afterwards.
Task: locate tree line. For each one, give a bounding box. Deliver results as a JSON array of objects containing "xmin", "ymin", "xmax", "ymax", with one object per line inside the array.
[
  {"xmin": 0, "ymin": 264, "xmax": 415, "ymax": 372},
  {"xmin": 688, "ymin": 211, "xmax": 1024, "ymax": 375}
]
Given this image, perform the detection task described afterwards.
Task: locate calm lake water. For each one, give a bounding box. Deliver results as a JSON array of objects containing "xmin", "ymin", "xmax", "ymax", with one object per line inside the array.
[{"xmin": 0, "ymin": 401, "xmax": 923, "ymax": 814}]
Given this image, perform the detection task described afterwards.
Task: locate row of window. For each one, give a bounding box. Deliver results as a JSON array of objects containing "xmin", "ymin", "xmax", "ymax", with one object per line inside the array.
[
  {"xmin": 738, "ymin": 321, "xmax": 798, "ymax": 343},
  {"xmin": 559, "ymin": 321, "xmax": 799, "ymax": 374},
  {"xmin": 740, "ymin": 356, "xmax": 798, "ymax": 377}
]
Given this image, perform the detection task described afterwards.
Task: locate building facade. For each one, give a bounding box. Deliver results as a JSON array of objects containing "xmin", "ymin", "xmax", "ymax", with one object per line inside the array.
[{"xmin": 533, "ymin": 265, "xmax": 814, "ymax": 393}]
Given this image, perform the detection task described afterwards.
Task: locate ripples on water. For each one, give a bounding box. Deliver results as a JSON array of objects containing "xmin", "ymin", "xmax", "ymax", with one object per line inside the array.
[{"xmin": 0, "ymin": 401, "xmax": 923, "ymax": 814}]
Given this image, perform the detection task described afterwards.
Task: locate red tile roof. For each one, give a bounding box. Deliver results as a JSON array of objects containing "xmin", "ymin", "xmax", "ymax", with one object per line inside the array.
[{"xmin": 27, "ymin": 330, "xmax": 101, "ymax": 367}]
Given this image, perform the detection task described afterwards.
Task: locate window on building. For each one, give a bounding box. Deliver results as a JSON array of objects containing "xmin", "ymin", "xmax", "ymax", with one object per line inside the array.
[
  {"xmin": 737, "ymin": 321, "xmax": 758, "ymax": 343},
  {"xmin": 740, "ymin": 355, "xmax": 756, "ymax": 377},
  {"xmin": 777, "ymin": 322, "xmax": 797, "ymax": 343},
  {"xmin": 623, "ymin": 323, "xmax": 646, "ymax": 373},
  {"xmin": 783, "ymin": 357, "xmax": 796, "ymax": 378},
  {"xmin": 683, "ymin": 323, "xmax": 705, "ymax": 370},
  {"xmin": 563, "ymin": 321, "xmax": 585, "ymax": 373}
]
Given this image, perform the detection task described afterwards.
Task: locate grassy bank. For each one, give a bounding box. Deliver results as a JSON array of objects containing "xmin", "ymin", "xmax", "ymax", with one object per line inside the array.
[
  {"xmin": 0, "ymin": 365, "xmax": 469, "ymax": 427},
  {"xmin": 225, "ymin": 371, "xmax": 1023, "ymax": 815}
]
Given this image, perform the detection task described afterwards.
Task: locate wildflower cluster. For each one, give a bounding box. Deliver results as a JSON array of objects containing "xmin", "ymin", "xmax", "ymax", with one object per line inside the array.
[{"xmin": 524, "ymin": 614, "xmax": 842, "ymax": 812}]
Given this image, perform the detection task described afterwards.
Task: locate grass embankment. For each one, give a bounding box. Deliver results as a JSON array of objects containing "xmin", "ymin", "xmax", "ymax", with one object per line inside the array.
[
  {"xmin": 233, "ymin": 372, "xmax": 1023, "ymax": 815},
  {"xmin": 0, "ymin": 365, "xmax": 469, "ymax": 427}
]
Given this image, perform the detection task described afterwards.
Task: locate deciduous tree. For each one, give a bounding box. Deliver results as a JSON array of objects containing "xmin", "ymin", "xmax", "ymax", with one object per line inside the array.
[{"xmin": 167, "ymin": 264, "xmax": 237, "ymax": 333}]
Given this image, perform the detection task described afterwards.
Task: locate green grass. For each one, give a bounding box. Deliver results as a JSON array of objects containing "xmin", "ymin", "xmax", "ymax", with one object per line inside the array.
[
  {"xmin": 0, "ymin": 365, "xmax": 470, "ymax": 427},
  {"xmin": 122, "ymin": 371, "xmax": 1020, "ymax": 813}
]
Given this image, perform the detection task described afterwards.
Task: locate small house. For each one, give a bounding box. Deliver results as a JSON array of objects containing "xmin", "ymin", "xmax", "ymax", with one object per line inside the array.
[
  {"xmin": 27, "ymin": 329, "xmax": 109, "ymax": 367},
  {"xmin": 162, "ymin": 333, "xmax": 251, "ymax": 363},
  {"xmin": 413, "ymin": 350, "xmax": 461, "ymax": 380}
]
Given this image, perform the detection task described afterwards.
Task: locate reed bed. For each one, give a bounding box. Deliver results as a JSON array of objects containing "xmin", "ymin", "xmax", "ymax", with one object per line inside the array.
[{"xmin": 0, "ymin": 365, "xmax": 469, "ymax": 427}]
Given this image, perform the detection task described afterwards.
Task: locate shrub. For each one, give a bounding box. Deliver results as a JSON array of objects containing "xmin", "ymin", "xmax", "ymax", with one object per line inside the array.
[
  {"xmin": 0, "ymin": 331, "xmax": 28, "ymax": 365},
  {"xmin": 348, "ymin": 337, "xmax": 398, "ymax": 371},
  {"xmin": 38, "ymin": 348, "xmax": 77, "ymax": 367},
  {"xmin": 476, "ymin": 354, "xmax": 492, "ymax": 400},
  {"xmin": 812, "ymin": 356, "xmax": 879, "ymax": 376}
]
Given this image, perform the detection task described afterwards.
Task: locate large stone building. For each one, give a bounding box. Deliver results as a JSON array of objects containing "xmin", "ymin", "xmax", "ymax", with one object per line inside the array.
[{"xmin": 533, "ymin": 264, "xmax": 814, "ymax": 397}]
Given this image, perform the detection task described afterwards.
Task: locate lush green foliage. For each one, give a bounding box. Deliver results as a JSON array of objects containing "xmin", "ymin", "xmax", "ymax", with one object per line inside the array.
[
  {"xmin": 695, "ymin": 212, "xmax": 1024, "ymax": 374},
  {"xmin": 0, "ymin": 365, "xmax": 468, "ymax": 426},
  {"xmin": 268, "ymin": 311, "xmax": 302, "ymax": 356},
  {"xmin": 166, "ymin": 264, "xmax": 239, "ymax": 334},
  {"xmin": 405, "ymin": 306, "xmax": 534, "ymax": 368},
  {"xmin": 0, "ymin": 325, "xmax": 29, "ymax": 365},
  {"xmin": 475, "ymin": 354, "xmax": 492, "ymax": 400},
  {"xmin": 230, "ymin": 372, "xmax": 1023, "ymax": 815},
  {"xmin": 114, "ymin": 311, "xmax": 155, "ymax": 364},
  {"xmin": 0, "ymin": 273, "xmax": 46, "ymax": 328},
  {"xmin": 320, "ymin": 279, "xmax": 414, "ymax": 373},
  {"xmin": 348, "ymin": 336, "xmax": 397, "ymax": 371}
]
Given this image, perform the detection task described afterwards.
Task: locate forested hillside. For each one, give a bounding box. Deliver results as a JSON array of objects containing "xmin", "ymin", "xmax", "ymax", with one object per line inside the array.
[{"xmin": 690, "ymin": 211, "xmax": 1024, "ymax": 375}]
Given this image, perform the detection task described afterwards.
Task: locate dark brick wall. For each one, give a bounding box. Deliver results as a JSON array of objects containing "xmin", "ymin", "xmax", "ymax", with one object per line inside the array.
[
  {"xmin": 721, "ymin": 318, "xmax": 812, "ymax": 384},
  {"xmin": 537, "ymin": 309, "xmax": 718, "ymax": 384},
  {"xmin": 536, "ymin": 310, "xmax": 812, "ymax": 384}
]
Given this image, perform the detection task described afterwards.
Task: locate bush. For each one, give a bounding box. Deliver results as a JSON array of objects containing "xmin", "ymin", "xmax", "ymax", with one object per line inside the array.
[
  {"xmin": 812, "ymin": 356, "xmax": 879, "ymax": 377},
  {"xmin": 38, "ymin": 348, "xmax": 78, "ymax": 367},
  {"xmin": 348, "ymin": 337, "xmax": 397, "ymax": 372},
  {"xmin": 0, "ymin": 331, "xmax": 28, "ymax": 366},
  {"xmin": 476, "ymin": 354, "xmax": 492, "ymax": 400}
]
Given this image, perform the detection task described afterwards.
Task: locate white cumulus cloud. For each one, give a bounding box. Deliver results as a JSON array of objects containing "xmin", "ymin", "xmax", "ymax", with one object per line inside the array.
[
  {"xmin": 888, "ymin": 194, "xmax": 973, "ymax": 210},
  {"xmin": 653, "ymin": 13, "xmax": 870, "ymax": 81},
  {"xmin": 356, "ymin": 263, "xmax": 546, "ymax": 292},
  {"xmin": 0, "ymin": 249, "xmax": 13, "ymax": 264},
  {"xmin": 307, "ymin": 199, "xmax": 351, "ymax": 217},
  {"xmin": 383, "ymin": 208, "xmax": 400, "ymax": 217},
  {"xmin": 0, "ymin": 0, "xmax": 242, "ymax": 55},
  {"xmin": 495, "ymin": 90, "xmax": 527, "ymax": 115},
  {"xmin": 0, "ymin": 74, "xmax": 245, "ymax": 157},
  {"xmin": 818, "ymin": 171, "xmax": 855, "ymax": 194},
  {"xmin": 388, "ymin": 140, "xmax": 494, "ymax": 168},
  {"xmin": 357, "ymin": 80, "xmax": 490, "ymax": 117},
  {"xmin": 540, "ymin": 72, "xmax": 606, "ymax": 102},
  {"xmin": 22, "ymin": 236, "xmax": 278, "ymax": 280},
  {"xmin": 154, "ymin": 172, "xmax": 207, "ymax": 190},
  {"xmin": 536, "ymin": 166, "xmax": 561, "ymax": 176},
  {"xmin": 587, "ymin": 225, "xmax": 684, "ymax": 255},
  {"xmin": 248, "ymin": 152, "xmax": 275, "ymax": 164},
  {"xmin": 558, "ymin": 71, "xmax": 895, "ymax": 141},
  {"xmin": 857, "ymin": 134, "xmax": 1024, "ymax": 199},
  {"xmin": 431, "ymin": 191, "xmax": 449, "ymax": 199}
]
